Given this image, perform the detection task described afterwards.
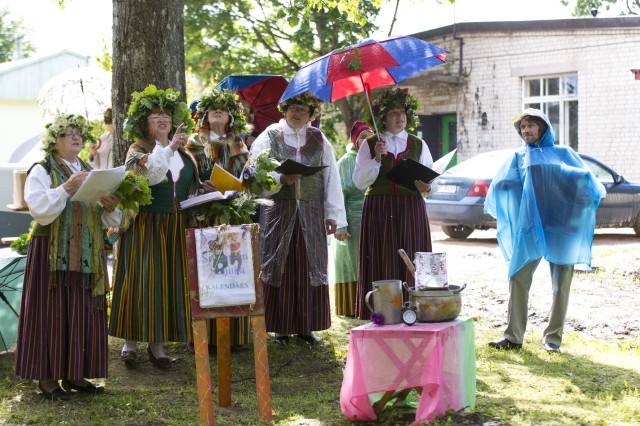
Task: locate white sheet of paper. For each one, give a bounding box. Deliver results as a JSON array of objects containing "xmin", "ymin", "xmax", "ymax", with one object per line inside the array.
[
  {"xmin": 71, "ymin": 166, "xmax": 127, "ymax": 205},
  {"xmin": 432, "ymin": 149, "xmax": 457, "ymax": 174}
]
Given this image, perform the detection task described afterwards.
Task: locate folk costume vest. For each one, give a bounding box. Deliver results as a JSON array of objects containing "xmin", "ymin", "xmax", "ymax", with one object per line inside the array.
[{"xmin": 365, "ymin": 134, "xmax": 423, "ymax": 197}]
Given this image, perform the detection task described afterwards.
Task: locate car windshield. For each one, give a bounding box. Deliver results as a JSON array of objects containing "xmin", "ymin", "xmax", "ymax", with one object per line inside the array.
[{"xmin": 443, "ymin": 149, "xmax": 515, "ymax": 179}]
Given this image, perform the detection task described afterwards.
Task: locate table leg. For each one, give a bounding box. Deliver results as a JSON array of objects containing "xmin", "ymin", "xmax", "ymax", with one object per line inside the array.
[
  {"xmin": 192, "ymin": 319, "xmax": 215, "ymax": 425},
  {"xmin": 251, "ymin": 315, "xmax": 273, "ymax": 421}
]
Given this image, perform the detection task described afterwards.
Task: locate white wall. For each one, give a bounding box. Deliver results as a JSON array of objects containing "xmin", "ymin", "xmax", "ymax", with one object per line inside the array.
[{"xmin": 412, "ymin": 25, "xmax": 640, "ymax": 181}]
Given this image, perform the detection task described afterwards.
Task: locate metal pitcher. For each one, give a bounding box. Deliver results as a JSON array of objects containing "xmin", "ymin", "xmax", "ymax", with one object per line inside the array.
[{"xmin": 364, "ymin": 280, "xmax": 404, "ymax": 324}]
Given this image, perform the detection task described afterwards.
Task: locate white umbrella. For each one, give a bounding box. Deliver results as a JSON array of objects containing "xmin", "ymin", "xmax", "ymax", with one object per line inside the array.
[{"xmin": 37, "ymin": 66, "xmax": 111, "ymax": 122}]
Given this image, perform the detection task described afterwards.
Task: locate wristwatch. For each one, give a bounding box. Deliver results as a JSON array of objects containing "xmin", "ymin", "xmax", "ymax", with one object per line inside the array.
[{"xmin": 401, "ymin": 302, "xmax": 417, "ymax": 326}]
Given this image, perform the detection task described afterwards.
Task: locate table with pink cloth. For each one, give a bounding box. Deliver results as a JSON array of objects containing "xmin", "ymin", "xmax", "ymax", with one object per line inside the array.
[{"xmin": 340, "ymin": 319, "xmax": 476, "ymax": 423}]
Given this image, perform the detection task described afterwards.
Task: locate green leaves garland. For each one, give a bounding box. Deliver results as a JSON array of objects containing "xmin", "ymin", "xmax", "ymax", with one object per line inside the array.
[
  {"xmin": 124, "ymin": 85, "xmax": 194, "ymax": 142},
  {"xmin": 370, "ymin": 87, "xmax": 421, "ymax": 133},
  {"xmin": 242, "ymin": 149, "xmax": 280, "ymax": 196},
  {"xmin": 195, "ymin": 88, "xmax": 248, "ymax": 135},
  {"xmin": 42, "ymin": 114, "xmax": 96, "ymax": 154}
]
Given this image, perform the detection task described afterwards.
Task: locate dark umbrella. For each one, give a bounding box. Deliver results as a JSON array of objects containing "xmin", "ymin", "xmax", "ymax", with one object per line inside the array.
[
  {"xmin": 0, "ymin": 253, "xmax": 26, "ymax": 353},
  {"xmin": 280, "ymin": 36, "xmax": 447, "ymax": 136},
  {"xmin": 217, "ymin": 74, "xmax": 288, "ymax": 136}
]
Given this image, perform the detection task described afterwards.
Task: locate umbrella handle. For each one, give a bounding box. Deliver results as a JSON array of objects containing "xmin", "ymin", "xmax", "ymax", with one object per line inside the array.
[{"xmin": 359, "ymin": 75, "xmax": 381, "ymax": 139}]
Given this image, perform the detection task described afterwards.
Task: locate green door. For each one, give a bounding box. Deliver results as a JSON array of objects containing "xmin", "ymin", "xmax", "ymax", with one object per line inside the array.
[{"xmin": 440, "ymin": 113, "xmax": 457, "ymax": 166}]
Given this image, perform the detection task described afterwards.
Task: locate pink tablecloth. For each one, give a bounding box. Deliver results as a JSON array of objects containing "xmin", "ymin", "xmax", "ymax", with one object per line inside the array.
[{"xmin": 340, "ymin": 319, "xmax": 476, "ymax": 423}]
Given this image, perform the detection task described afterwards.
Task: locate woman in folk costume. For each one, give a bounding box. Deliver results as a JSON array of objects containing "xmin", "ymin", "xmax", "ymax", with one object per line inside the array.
[
  {"xmin": 353, "ymin": 88, "xmax": 435, "ymax": 320},
  {"xmin": 185, "ymin": 88, "xmax": 251, "ymax": 349},
  {"xmin": 187, "ymin": 88, "xmax": 250, "ymax": 182},
  {"xmin": 250, "ymin": 92, "xmax": 347, "ymax": 345},
  {"xmin": 333, "ymin": 121, "xmax": 373, "ymax": 317},
  {"xmin": 109, "ymin": 85, "xmax": 197, "ymax": 369},
  {"xmin": 16, "ymin": 114, "xmax": 120, "ymax": 400}
]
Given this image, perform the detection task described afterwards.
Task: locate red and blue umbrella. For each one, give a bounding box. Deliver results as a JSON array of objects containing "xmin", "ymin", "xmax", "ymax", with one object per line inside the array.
[
  {"xmin": 217, "ymin": 74, "xmax": 288, "ymax": 136},
  {"xmin": 280, "ymin": 36, "xmax": 447, "ymax": 134}
]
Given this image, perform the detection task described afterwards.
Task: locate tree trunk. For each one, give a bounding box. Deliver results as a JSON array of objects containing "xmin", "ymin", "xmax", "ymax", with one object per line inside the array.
[{"xmin": 111, "ymin": 0, "xmax": 186, "ymax": 166}]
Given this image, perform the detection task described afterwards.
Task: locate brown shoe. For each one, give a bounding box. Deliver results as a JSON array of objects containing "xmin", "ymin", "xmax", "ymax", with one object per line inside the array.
[
  {"xmin": 38, "ymin": 382, "xmax": 70, "ymax": 401},
  {"xmin": 61, "ymin": 379, "xmax": 105, "ymax": 394},
  {"xmin": 121, "ymin": 350, "xmax": 138, "ymax": 368},
  {"xmin": 147, "ymin": 346, "xmax": 172, "ymax": 370}
]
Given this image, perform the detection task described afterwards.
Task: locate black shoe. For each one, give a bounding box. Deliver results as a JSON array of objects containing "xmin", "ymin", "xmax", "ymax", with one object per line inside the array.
[
  {"xmin": 543, "ymin": 342, "xmax": 561, "ymax": 353},
  {"xmin": 147, "ymin": 346, "xmax": 172, "ymax": 370},
  {"xmin": 61, "ymin": 380, "xmax": 105, "ymax": 395},
  {"xmin": 121, "ymin": 350, "xmax": 138, "ymax": 368},
  {"xmin": 488, "ymin": 338, "xmax": 522, "ymax": 350},
  {"xmin": 297, "ymin": 333, "xmax": 321, "ymax": 346},
  {"xmin": 38, "ymin": 383, "xmax": 70, "ymax": 401},
  {"xmin": 272, "ymin": 334, "xmax": 290, "ymax": 345}
]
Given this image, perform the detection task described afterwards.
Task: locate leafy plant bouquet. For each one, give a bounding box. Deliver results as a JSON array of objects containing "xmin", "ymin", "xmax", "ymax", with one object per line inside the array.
[
  {"xmin": 114, "ymin": 171, "xmax": 153, "ymax": 213},
  {"xmin": 10, "ymin": 221, "xmax": 36, "ymax": 255},
  {"xmin": 190, "ymin": 192, "xmax": 272, "ymax": 226},
  {"xmin": 242, "ymin": 149, "xmax": 280, "ymax": 196}
]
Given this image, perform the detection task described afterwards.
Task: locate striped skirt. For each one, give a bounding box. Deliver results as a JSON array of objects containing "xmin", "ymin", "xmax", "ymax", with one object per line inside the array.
[
  {"xmin": 263, "ymin": 217, "xmax": 331, "ymax": 334},
  {"xmin": 335, "ymin": 281, "xmax": 357, "ymax": 317},
  {"xmin": 15, "ymin": 236, "xmax": 108, "ymax": 380},
  {"xmin": 109, "ymin": 212, "xmax": 192, "ymax": 343},
  {"xmin": 355, "ymin": 194, "xmax": 432, "ymax": 320},
  {"xmin": 205, "ymin": 317, "xmax": 250, "ymax": 347}
]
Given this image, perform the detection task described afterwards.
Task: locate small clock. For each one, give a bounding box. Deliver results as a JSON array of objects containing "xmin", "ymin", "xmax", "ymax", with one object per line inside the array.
[{"xmin": 401, "ymin": 302, "xmax": 417, "ymax": 326}]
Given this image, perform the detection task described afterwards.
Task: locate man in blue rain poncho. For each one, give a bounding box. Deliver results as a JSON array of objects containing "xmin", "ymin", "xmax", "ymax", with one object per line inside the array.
[{"xmin": 484, "ymin": 108, "xmax": 606, "ymax": 353}]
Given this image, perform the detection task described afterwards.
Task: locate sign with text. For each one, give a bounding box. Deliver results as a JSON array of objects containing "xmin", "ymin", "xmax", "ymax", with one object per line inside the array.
[{"xmin": 194, "ymin": 226, "xmax": 256, "ymax": 308}]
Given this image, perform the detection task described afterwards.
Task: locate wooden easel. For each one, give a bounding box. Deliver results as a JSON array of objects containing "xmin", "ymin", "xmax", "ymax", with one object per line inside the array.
[{"xmin": 186, "ymin": 224, "xmax": 272, "ymax": 425}]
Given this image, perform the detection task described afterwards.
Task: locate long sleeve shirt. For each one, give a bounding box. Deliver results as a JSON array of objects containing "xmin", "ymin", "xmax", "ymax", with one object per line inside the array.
[
  {"xmin": 352, "ymin": 130, "xmax": 435, "ymax": 191},
  {"xmin": 144, "ymin": 142, "xmax": 185, "ymax": 186},
  {"xmin": 25, "ymin": 159, "xmax": 122, "ymax": 228},
  {"xmin": 251, "ymin": 119, "xmax": 347, "ymax": 228}
]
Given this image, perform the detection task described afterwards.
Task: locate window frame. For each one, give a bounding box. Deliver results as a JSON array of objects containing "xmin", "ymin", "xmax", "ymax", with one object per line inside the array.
[{"xmin": 522, "ymin": 74, "xmax": 578, "ymax": 148}]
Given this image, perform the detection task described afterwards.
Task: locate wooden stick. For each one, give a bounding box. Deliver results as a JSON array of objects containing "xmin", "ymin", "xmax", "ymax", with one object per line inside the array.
[
  {"xmin": 192, "ymin": 319, "xmax": 215, "ymax": 425},
  {"xmin": 251, "ymin": 315, "xmax": 273, "ymax": 421},
  {"xmin": 397, "ymin": 249, "xmax": 416, "ymax": 278},
  {"xmin": 216, "ymin": 318, "xmax": 232, "ymax": 407}
]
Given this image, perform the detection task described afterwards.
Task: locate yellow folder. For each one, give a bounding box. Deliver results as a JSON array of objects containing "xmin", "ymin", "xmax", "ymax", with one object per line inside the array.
[{"xmin": 211, "ymin": 164, "xmax": 243, "ymax": 192}]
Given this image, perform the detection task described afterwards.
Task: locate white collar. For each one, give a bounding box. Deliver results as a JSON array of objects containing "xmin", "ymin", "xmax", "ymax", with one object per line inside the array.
[
  {"xmin": 383, "ymin": 130, "xmax": 408, "ymax": 140},
  {"xmin": 280, "ymin": 118, "xmax": 309, "ymax": 135},
  {"xmin": 61, "ymin": 157, "xmax": 81, "ymax": 171},
  {"xmin": 209, "ymin": 131, "xmax": 225, "ymax": 141}
]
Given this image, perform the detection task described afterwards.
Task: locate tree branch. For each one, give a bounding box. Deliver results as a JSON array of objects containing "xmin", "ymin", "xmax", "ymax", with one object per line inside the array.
[{"xmin": 388, "ymin": 0, "xmax": 400, "ymax": 37}]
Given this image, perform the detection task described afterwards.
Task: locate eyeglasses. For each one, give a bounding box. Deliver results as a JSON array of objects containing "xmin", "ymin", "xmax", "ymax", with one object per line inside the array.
[{"xmin": 62, "ymin": 130, "xmax": 83, "ymax": 138}]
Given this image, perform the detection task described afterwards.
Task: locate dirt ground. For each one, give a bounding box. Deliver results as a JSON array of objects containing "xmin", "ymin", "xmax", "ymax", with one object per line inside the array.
[{"xmin": 430, "ymin": 226, "xmax": 640, "ymax": 343}]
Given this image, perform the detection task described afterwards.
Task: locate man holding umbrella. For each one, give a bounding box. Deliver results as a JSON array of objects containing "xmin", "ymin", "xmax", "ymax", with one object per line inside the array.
[{"xmin": 250, "ymin": 92, "xmax": 347, "ymax": 345}]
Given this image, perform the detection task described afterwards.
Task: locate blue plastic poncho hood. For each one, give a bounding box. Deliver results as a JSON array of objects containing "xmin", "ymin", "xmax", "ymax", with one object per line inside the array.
[{"xmin": 484, "ymin": 109, "xmax": 606, "ymax": 279}]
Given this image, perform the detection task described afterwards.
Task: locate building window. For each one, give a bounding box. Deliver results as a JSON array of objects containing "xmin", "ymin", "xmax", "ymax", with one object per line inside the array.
[{"xmin": 522, "ymin": 74, "xmax": 578, "ymax": 150}]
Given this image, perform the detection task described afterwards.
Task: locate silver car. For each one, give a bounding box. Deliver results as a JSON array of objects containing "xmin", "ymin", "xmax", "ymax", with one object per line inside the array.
[{"xmin": 426, "ymin": 149, "xmax": 640, "ymax": 239}]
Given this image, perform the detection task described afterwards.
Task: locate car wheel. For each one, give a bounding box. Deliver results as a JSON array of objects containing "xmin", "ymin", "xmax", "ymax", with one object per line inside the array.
[
  {"xmin": 634, "ymin": 214, "xmax": 640, "ymax": 237},
  {"xmin": 441, "ymin": 225, "xmax": 474, "ymax": 239}
]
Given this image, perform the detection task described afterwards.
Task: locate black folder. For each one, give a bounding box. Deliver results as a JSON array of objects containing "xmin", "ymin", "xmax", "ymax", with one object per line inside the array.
[
  {"xmin": 385, "ymin": 159, "xmax": 440, "ymax": 192},
  {"xmin": 275, "ymin": 159, "xmax": 327, "ymax": 176}
]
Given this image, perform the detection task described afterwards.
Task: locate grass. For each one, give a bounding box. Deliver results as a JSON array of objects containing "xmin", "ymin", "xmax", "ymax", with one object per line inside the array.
[{"xmin": 1, "ymin": 315, "xmax": 639, "ymax": 425}]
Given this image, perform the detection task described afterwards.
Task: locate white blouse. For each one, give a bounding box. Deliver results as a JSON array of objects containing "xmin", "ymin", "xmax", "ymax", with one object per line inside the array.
[
  {"xmin": 250, "ymin": 119, "xmax": 347, "ymax": 228},
  {"xmin": 25, "ymin": 160, "xmax": 122, "ymax": 228},
  {"xmin": 144, "ymin": 142, "xmax": 185, "ymax": 186},
  {"xmin": 352, "ymin": 130, "xmax": 436, "ymax": 191}
]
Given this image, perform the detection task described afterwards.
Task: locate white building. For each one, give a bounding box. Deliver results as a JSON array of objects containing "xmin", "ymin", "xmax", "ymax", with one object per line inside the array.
[
  {"xmin": 405, "ymin": 16, "xmax": 640, "ymax": 181},
  {"xmin": 0, "ymin": 50, "xmax": 88, "ymax": 237}
]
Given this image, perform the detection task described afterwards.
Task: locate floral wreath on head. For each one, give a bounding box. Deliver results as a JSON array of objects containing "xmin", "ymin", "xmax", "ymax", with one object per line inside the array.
[
  {"xmin": 371, "ymin": 87, "xmax": 420, "ymax": 132},
  {"xmin": 278, "ymin": 92, "xmax": 321, "ymax": 116},
  {"xmin": 123, "ymin": 84, "xmax": 193, "ymax": 142},
  {"xmin": 42, "ymin": 113, "xmax": 96, "ymax": 155},
  {"xmin": 195, "ymin": 88, "xmax": 248, "ymax": 135}
]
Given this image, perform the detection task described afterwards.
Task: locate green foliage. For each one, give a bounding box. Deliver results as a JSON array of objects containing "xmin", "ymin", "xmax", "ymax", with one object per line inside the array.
[
  {"xmin": 371, "ymin": 87, "xmax": 421, "ymax": 133},
  {"xmin": 113, "ymin": 172, "xmax": 152, "ymax": 213},
  {"xmin": 95, "ymin": 39, "xmax": 112, "ymax": 72},
  {"xmin": 191, "ymin": 192, "xmax": 265, "ymax": 225},
  {"xmin": 565, "ymin": 0, "xmax": 639, "ymax": 15},
  {"xmin": 10, "ymin": 222, "xmax": 36, "ymax": 255},
  {"xmin": 0, "ymin": 8, "xmax": 34, "ymax": 63},
  {"xmin": 241, "ymin": 149, "xmax": 280, "ymax": 195},
  {"xmin": 320, "ymin": 102, "xmax": 348, "ymax": 158},
  {"xmin": 183, "ymin": 0, "xmax": 382, "ymax": 145},
  {"xmin": 124, "ymin": 85, "xmax": 194, "ymax": 142}
]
